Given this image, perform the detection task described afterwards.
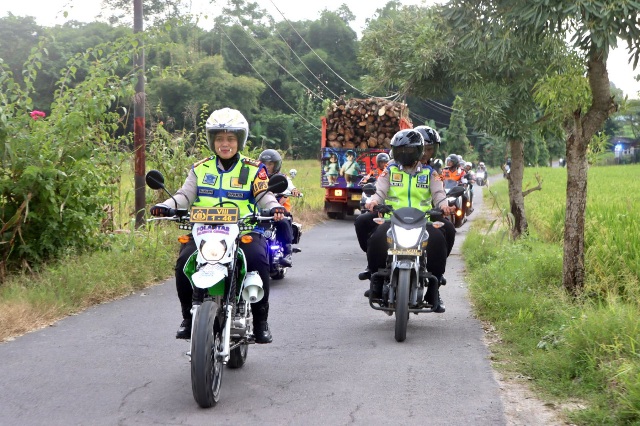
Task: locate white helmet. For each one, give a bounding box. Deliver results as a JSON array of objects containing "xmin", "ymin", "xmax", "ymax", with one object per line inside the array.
[
  {"xmin": 205, "ymin": 108, "xmax": 249, "ymax": 151},
  {"xmin": 289, "ymin": 168, "xmax": 297, "ymax": 178},
  {"xmin": 466, "ymin": 162, "xmax": 473, "ymax": 169}
]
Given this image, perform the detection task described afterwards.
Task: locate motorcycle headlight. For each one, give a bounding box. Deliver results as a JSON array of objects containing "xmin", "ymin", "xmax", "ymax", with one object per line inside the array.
[
  {"xmin": 393, "ymin": 226, "xmax": 423, "ymax": 248},
  {"xmin": 199, "ymin": 240, "xmax": 227, "ymax": 262}
]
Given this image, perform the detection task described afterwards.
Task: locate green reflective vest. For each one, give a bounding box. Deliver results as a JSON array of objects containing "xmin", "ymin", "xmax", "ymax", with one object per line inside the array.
[
  {"xmin": 192, "ymin": 154, "xmax": 265, "ymax": 217},
  {"xmin": 385, "ymin": 163, "xmax": 433, "ymax": 211}
]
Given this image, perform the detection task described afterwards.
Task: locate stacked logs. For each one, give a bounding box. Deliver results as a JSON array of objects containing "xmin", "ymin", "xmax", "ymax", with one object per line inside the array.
[{"xmin": 324, "ymin": 97, "xmax": 410, "ymax": 150}]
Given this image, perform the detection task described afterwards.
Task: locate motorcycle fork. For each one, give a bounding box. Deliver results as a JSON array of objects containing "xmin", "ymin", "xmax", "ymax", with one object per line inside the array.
[{"xmin": 389, "ymin": 257, "xmax": 420, "ymax": 305}]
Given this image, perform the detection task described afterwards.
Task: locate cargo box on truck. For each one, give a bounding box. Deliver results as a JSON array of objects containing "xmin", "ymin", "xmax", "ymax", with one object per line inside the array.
[{"xmin": 320, "ymin": 97, "xmax": 412, "ymax": 219}]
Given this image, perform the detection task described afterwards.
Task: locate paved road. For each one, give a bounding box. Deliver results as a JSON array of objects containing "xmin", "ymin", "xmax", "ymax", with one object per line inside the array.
[{"xmin": 0, "ymin": 184, "xmax": 505, "ymax": 425}]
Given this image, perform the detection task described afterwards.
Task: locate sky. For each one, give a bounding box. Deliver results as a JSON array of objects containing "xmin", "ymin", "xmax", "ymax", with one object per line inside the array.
[{"xmin": 2, "ymin": 0, "xmax": 639, "ymax": 99}]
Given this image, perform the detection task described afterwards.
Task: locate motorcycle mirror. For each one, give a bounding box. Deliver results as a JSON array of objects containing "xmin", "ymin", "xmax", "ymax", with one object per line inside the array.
[
  {"xmin": 362, "ymin": 183, "xmax": 376, "ymax": 196},
  {"xmin": 267, "ymin": 174, "xmax": 289, "ymax": 194},
  {"xmin": 145, "ymin": 170, "xmax": 165, "ymax": 190},
  {"xmin": 447, "ymin": 186, "xmax": 465, "ymax": 198}
]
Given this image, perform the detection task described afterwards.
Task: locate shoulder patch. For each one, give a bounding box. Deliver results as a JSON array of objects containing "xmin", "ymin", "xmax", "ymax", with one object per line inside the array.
[
  {"xmin": 242, "ymin": 157, "xmax": 261, "ymax": 168},
  {"xmin": 192, "ymin": 156, "xmax": 214, "ymax": 169}
]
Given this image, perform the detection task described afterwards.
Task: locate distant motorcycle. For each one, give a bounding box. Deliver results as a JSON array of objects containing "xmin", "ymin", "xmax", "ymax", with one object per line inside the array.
[
  {"xmin": 443, "ymin": 180, "xmax": 467, "ymax": 228},
  {"xmin": 265, "ymin": 189, "xmax": 303, "ymax": 280},
  {"xmin": 359, "ymin": 178, "xmax": 377, "ymax": 214},
  {"xmin": 474, "ymin": 169, "xmax": 487, "ymax": 186}
]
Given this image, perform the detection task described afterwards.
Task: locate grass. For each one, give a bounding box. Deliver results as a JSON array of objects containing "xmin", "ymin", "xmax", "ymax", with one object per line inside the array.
[
  {"xmin": 464, "ymin": 164, "xmax": 640, "ymax": 425},
  {"xmin": 0, "ymin": 158, "xmax": 327, "ymax": 342}
]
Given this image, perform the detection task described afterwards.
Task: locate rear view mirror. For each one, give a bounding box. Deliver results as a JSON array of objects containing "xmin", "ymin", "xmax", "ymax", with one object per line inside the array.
[
  {"xmin": 146, "ymin": 170, "xmax": 165, "ymax": 190},
  {"xmin": 362, "ymin": 183, "xmax": 376, "ymax": 196},
  {"xmin": 268, "ymin": 174, "xmax": 289, "ymax": 194}
]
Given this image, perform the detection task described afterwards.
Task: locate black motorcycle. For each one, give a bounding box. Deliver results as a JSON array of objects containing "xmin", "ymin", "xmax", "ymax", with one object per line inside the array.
[{"xmin": 361, "ymin": 187, "xmax": 462, "ymax": 342}]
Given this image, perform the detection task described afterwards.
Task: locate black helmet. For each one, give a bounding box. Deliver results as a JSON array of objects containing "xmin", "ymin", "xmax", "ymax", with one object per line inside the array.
[
  {"xmin": 375, "ymin": 152, "xmax": 390, "ymax": 169},
  {"xmin": 258, "ymin": 149, "xmax": 282, "ymax": 175},
  {"xmin": 414, "ymin": 125, "xmax": 441, "ymax": 161},
  {"xmin": 414, "ymin": 125, "xmax": 441, "ymax": 145},
  {"xmin": 446, "ymin": 153, "xmax": 459, "ymax": 169},
  {"xmin": 390, "ymin": 129, "xmax": 424, "ymax": 167}
]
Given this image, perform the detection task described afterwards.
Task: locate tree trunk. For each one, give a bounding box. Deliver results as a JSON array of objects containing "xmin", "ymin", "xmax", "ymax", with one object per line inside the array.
[
  {"xmin": 562, "ymin": 122, "xmax": 588, "ymax": 296},
  {"xmin": 507, "ymin": 139, "xmax": 528, "ymax": 239},
  {"xmin": 562, "ymin": 51, "xmax": 617, "ymax": 295}
]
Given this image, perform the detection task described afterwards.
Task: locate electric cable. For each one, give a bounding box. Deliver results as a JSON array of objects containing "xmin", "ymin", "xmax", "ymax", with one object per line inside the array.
[
  {"xmin": 231, "ymin": 19, "xmax": 324, "ymax": 101},
  {"xmin": 220, "ymin": 27, "xmax": 321, "ymax": 130}
]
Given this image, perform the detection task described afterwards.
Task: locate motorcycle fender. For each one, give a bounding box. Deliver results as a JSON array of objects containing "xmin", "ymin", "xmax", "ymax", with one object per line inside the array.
[
  {"xmin": 394, "ymin": 259, "xmax": 416, "ymax": 270},
  {"xmin": 192, "ymin": 263, "xmax": 228, "ymax": 289}
]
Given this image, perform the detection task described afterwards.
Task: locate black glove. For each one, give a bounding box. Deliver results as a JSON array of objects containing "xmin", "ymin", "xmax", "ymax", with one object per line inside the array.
[
  {"xmin": 150, "ymin": 204, "xmax": 170, "ymax": 217},
  {"xmin": 270, "ymin": 206, "xmax": 286, "ymax": 216}
]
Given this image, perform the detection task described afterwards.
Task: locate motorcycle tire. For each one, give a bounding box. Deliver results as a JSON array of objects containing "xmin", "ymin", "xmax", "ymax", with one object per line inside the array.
[
  {"xmin": 454, "ymin": 213, "xmax": 465, "ymax": 228},
  {"xmin": 394, "ymin": 269, "xmax": 410, "ymax": 342},
  {"xmin": 228, "ymin": 343, "xmax": 248, "ymax": 369},
  {"xmin": 191, "ymin": 300, "xmax": 223, "ymax": 408},
  {"xmin": 271, "ymin": 267, "xmax": 287, "ymax": 280}
]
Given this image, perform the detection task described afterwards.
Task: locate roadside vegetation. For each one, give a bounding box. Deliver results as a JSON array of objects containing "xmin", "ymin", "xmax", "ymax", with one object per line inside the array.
[
  {"xmin": 0, "ymin": 158, "xmax": 324, "ymax": 342},
  {"xmin": 464, "ymin": 165, "xmax": 640, "ymax": 425}
]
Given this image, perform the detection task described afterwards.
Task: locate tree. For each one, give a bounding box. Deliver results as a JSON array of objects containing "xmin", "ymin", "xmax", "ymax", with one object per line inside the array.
[
  {"xmin": 443, "ymin": 96, "xmax": 472, "ymax": 158},
  {"xmin": 479, "ymin": 0, "xmax": 639, "ymax": 295},
  {"xmin": 360, "ymin": 4, "xmax": 568, "ymax": 238}
]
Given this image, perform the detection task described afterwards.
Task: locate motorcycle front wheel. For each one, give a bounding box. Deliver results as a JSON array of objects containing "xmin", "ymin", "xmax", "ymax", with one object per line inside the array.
[
  {"xmin": 191, "ymin": 300, "xmax": 223, "ymax": 408},
  {"xmin": 394, "ymin": 269, "xmax": 410, "ymax": 342}
]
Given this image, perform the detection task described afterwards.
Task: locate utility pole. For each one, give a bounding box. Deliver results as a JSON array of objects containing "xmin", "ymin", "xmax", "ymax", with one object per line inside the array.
[{"xmin": 133, "ymin": 0, "xmax": 146, "ymax": 228}]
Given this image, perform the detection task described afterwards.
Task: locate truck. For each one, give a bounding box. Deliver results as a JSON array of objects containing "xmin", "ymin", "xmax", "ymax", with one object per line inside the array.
[{"xmin": 321, "ymin": 97, "xmax": 412, "ymax": 219}]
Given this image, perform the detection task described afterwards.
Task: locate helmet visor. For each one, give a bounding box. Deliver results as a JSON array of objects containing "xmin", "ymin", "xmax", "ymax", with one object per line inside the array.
[{"xmin": 393, "ymin": 146, "xmax": 422, "ymax": 166}]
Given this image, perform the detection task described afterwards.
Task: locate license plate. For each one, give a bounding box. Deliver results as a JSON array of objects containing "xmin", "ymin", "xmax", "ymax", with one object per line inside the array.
[
  {"xmin": 191, "ymin": 207, "xmax": 239, "ymax": 223},
  {"xmin": 351, "ymin": 194, "xmax": 362, "ymax": 201},
  {"xmin": 388, "ymin": 248, "xmax": 421, "ymax": 256}
]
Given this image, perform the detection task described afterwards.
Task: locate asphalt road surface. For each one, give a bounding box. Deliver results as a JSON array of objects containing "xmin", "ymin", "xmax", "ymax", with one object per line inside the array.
[{"xmin": 0, "ymin": 184, "xmax": 506, "ymax": 425}]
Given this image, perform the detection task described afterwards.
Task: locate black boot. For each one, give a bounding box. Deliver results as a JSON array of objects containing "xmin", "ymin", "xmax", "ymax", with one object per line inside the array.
[
  {"xmin": 253, "ymin": 321, "xmax": 273, "ymax": 344},
  {"xmin": 176, "ymin": 318, "xmax": 191, "ymax": 339},
  {"xmin": 279, "ymin": 244, "xmax": 293, "ymax": 267},
  {"xmin": 358, "ymin": 268, "xmax": 371, "ymax": 280},
  {"xmin": 252, "ymin": 304, "xmax": 273, "ymax": 344},
  {"xmin": 364, "ymin": 276, "xmax": 383, "ymax": 299}
]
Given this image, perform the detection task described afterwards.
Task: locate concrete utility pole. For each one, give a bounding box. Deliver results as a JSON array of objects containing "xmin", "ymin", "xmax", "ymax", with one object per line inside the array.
[{"xmin": 133, "ymin": 0, "xmax": 146, "ymax": 228}]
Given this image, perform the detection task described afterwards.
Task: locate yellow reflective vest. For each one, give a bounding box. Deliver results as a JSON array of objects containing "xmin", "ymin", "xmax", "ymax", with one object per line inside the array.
[
  {"xmin": 385, "ymin": 164, "xmax": 433, "ymax": 211},
  {"xmin": 192, "ymin": 154, "xmax": 268, "ymax": 217}
]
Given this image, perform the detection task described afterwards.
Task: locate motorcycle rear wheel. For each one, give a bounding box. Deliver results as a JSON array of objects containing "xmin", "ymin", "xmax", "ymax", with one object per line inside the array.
[
  {"xmin": 228, "ymin": 343, "xmax": 248, "ymax": 369},
  {"xmin": 191, "ymin": 301, "xmax": 223, "ymax": 408},
  {"xmin": 271, "ymin": 267, "xmax": 287, "ymax": 280},
  {"xmin": 394, "ymin": 269, "xmax": 410, "ymax": 342}
]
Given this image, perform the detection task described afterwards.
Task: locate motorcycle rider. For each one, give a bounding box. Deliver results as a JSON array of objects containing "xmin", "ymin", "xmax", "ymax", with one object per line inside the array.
[
  {"xmin": 415, "ymin": 125, "xmax": 456, "ymax": 257},
  {"xmin": 464, "ymin": 161, "xmax": 475, "ymax": 207},
  {"xmin": 354, "ymin": 152, "xmax": 390, "ymax": 254},
  {"xmin": 258, "ymin": 148, "xmax": 300, "ymax": 267},
  {"xmin": 150, "ymin": 107, "xmax": 285, "ymax": 343},
  {"xmin": 441, "ymin": 154, "xmax": 473, "ymax": 214},
  {"xmin": 359, "ymin": 152, "xmax": 390, "ymax": 185},
  {"xmin": 361, "ymin": 129, "xmax": 455, "ymax": 312}
]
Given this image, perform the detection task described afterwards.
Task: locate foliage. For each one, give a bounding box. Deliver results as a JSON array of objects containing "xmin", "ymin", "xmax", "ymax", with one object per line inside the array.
[
  {"xmin": 443, "ymin": 96, "xmax": 472, "ymax": 158},
  {"xmin": 0, "ymin": 33, "xmax": 142, "ymax": 276},
  {"xmin": 465, "ymin": 167, "xmax": 640, "ymax": 423}
]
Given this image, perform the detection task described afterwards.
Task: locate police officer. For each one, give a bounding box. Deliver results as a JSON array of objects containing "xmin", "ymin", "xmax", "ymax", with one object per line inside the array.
[
  {"xmin": 362, "ymin": 129, "xmax": 454, "ymax": 312},
  {"xmin": 150, "ymin": 108, "xmax": 285, "ymax": 343},
  {"xmin": 258, "ymin": 148, "xmax": 299, "ymax": 267},
  {"xmin": 415, "ymin": 125, "xmax": 457, "ymax": 258}
]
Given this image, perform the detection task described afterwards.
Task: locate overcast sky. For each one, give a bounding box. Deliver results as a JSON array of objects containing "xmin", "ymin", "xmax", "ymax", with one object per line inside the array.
[{"xmin": 2, "ymin": 0, "xmax": 639, "ymax": 99}]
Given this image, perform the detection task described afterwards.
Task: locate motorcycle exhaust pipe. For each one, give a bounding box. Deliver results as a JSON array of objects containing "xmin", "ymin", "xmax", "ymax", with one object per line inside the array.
[{"xmin": 241, "ymin": 271, "xmax": 265, "ymax": 303}]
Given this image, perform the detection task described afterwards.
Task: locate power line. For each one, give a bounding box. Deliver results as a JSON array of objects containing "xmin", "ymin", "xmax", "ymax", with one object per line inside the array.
[
  {"xmin": 220, "ymin": 27, "xmax": 321, "ymax": 130},
  {"xmin": 271, "ymin": 26, "xmax": 340, "ymax": 99},
  {"xmin": 268, "ymin": 0, "xmax": 398, "ymax": 102},
  {"xmin": 231, "ymin": 19, "xmax": 324, "ymax": 101}
]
